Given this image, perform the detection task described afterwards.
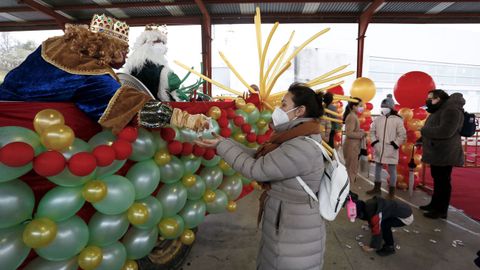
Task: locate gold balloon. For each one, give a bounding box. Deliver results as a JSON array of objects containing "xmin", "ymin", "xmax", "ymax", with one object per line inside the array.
[
  {"xmin": 233, "ymin": 132, "xmax": 246, "ymax": 143},
  {"xmin": 243, "ymin": 103, "xmax": 256, "ymax": 113},
  {"xmin": 401, "ymin": 142, "xmax": 414, "ymax": 158},
  {"xmin": 78, "ymin": 246, "xmax": 103, "ymax": 270},
  {"xmin": 226, "ymin": 201, "xmax": 237, "ymax": 212},
  {"xmin": 257, "ymin": 119, "xmax": 267, "ymax": 128},
  {"xmin": 182, "ymin": 174, "xmax": 197, "ymax": 188},
  {"xmin": 23, "ymin": 218, "xmax": 57, "ymax": 248},
  {"xmin": 154, "ymin": 149, "xmax": 171, "ymax": 166},
  {"xmin": 350, "ymin": 77, "xmax": 376, "ymax": 103},
  {"xmin": 82, "ymin": 180, "xmax": 107, "ymax": 203},
  {"xmin": 158, "ymin": 218, "xmax": 180, "ymax": 238},
  {"xmin": 218, "ymin": 159, "xmax": 231, "ymax": 172},
  {"xmin": 203, "ymin": 189, "xmax": 216, "ymax": 203},
  {"xmin": 247, "ymin": 142, "xmax": 258, "ymax": 149},
  {"xmin": 235, "ymin": 98, "xmax": 246, "ymax": 109},
  {"xmin": 407, "ymin": 119, "xmax": 423, "ymax": 131},
  {"xmin": 397, "ymin": 181, "xmax": 408, "ymax": 190},
  {"xmin": 128, "ymin": 203, "xmax": 149, "ymax": 225},
  {"xmin": 208, "ymin": 106, "xmax": 222, "ymax": 120},
  {"xmin": 122, "ymin": 260, "xmax": 139, "ymax": 270},
  {"xmin": 250, "ymin": 181, "xmax": 261, "ymax": 190},
  {"xmin": 41, "ymin": 124, "xmax": 75, "ymax": 151},
  {"xmin": 414, "ymin": 163, "xmax": 423, "ymax": 173},
  {"xmin": 398, "ymin": 108, "xmax": 413, "ymax": 121},
  {"xmin": 180, "ymin": 229, "xmax": 195, "ymax": 245},
  {"xmin": 414, "ymin": 154, "xmax": 422, "ymax": 165},
  {"xmin": 33, "ymin": 109, "xmax": 65, "ymax": 135}
]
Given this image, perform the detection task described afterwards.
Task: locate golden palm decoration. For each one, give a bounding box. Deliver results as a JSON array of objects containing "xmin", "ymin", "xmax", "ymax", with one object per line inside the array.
[{"xmin": 175, "ymin": 7, "xmax": 358, "ymax": 155}]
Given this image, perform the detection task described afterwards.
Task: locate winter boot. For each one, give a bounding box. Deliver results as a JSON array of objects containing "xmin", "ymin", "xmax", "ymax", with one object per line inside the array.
[
  {"xmin": 387, "ymin": 186, "xmax": 395, "ymax": 199},
  {"xmin": 376, "ymin": 245, "xmax": 396, "ymax": 256},
  {"xmin": 366, "ymin": 182, "xmax": 381, "ymax": 195}
]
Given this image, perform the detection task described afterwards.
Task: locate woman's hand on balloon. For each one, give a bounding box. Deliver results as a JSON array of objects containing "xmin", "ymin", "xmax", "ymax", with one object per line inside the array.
[{"xmin": 194, "ymin": 133, "xmax": 224, "ymax": 148}]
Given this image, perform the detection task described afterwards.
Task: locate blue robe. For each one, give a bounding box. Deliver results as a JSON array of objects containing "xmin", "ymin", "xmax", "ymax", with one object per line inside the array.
[{"xmin": 0, "ymin": 46, "xmax": 120, "ymax": 121}]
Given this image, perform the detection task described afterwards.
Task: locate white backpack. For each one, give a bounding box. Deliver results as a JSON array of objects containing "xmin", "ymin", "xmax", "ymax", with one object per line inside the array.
[{"xmin": 296, "ymin": 137, "xmax": 350, "ymax": 221}]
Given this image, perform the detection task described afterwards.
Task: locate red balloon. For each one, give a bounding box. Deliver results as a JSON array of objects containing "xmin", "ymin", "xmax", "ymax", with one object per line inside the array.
[
  {"xmin": 327, "ymin": 85, "xmax": 344, "ymax": 95},
  {"xmin": 92, "ymin": 145, "xmax": 115, "ymax": 167},
  {"xmin": 168, "ymin": 141, "xmax": 183, "ymax": 155},
  {"xmin": 193, "ymin": 145, "xmax": 206, "ymax": 157},
  {"xmin": 203, "ymin": 148, "xmax": 216, "ymax": 160},
  {"xmin": 111, "ymin": 139, "xmax": 133, "ymax": 160},
  {"xmin": 117, "ymin": 127, "xmax": 138, "ymax": 143},
  {"xmin": 220, "ymin": 109, "xmax": 227, "ymax": 119},
  {"xmin": 217, "ymin": 117, "xmax": 229, "ymax": 128},
  {"xmin": 241, "ymin": 124, "xmax": 252, "ymax": 133},
  {"xmin": 246, "ymin": 133, "xmax": 257, "ymax": 143},
  {"xmin": 399, "ymin": 154, "xmax": 409, "ymax": 165},
  {"xmin": 182, "ymin": 142, "xmax": 193, "ymax": 156},
  {"xmin": 413, "ymin": 108, "xmax": 428, "ymax": 120},
  {"xmin": 256, "ymin": 135, "xmax": 268, "ymax": 145},
  {"xmin": 220, "ymin": 128, "xmax": 232, "ymax": 138},
  {"xmin": 406, "ymin": 131, "xmax": 417, "ymax": 143},
  {"xmin": 365, "ymin": 103, "xmax": 373, "ymax": 110},
  {"xmin": 234, "ymin": 116, "xmax": 245, "ymax": 126},
  {"xmin": 34, "ymin": 151, "xmax": 66, "ymax": 177},
  {"xmin": 161, "ymin": 127, "xmax": 176, "ymax": 142},
  {"xmin": 0, "ymin": 142, "xmax": 34, "ymax": 167},
  {"xmin": 68, "ymin": 152, "xmax": 97, "ymax": 176},
  {"xmin": 226, "ymin": 109, "xmax": 236, "ymax": 119},
  {"xmin": 394, "ymin": 71, "xmax": 436, "ymax": 108}
]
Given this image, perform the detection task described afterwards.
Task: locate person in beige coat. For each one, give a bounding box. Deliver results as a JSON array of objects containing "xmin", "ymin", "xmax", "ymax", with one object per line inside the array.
[
  {"xmin": 367, "ymin": 99, "xmax": 406, "ymax": 198},
  {"xmin": 196, "ymin": 83, "xmax": 328, "ymax": 270},
  {"xmin": 342, "ymin": 98, "xmax": 365, "ymax": 185}
]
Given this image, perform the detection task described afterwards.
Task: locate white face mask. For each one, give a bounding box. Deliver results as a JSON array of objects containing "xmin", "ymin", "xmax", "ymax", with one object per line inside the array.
[
  {"xmin": 357, "ymin": 107, "xmax": 365, "ymax": 113},
  {"xmin": 381, "ymin": 108, "xmax": 391, "ymax": 115},
  {"xmin": 272, "ymin": 107, "xmax": 298, "ymax": 127}
]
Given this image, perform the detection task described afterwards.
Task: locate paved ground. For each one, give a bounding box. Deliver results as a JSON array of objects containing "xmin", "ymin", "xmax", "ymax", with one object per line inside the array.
[{"xmin": 183, "ymin": 164, "xmax": 480, "ymax": 270}]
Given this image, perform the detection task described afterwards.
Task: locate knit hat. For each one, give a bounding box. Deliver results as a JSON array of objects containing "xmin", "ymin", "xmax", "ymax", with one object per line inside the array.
[{"xmin": 381, "ymin": 98, "xmax": 394, "ymax": 109}]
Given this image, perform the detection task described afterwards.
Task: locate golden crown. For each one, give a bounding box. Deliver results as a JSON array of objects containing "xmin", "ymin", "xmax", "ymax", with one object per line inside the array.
[
  {"xmin": 145, "ymin": 23, "xmax": 168, "ymax": 36},
  {"xmin": 90, "ymin": 14, "xmax": 129, "ymax": 43}
]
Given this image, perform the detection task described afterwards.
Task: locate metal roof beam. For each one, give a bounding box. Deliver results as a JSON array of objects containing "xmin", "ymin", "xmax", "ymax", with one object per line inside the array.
[{"xmin": 17, "ymin": 0, "xmax": 71, "ymax": 27}]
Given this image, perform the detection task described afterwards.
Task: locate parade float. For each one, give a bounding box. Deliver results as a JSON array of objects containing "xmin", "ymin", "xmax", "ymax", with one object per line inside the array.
[{"xmin": 0, "ymin": 8, "xmax": 358, "ymax": 270}]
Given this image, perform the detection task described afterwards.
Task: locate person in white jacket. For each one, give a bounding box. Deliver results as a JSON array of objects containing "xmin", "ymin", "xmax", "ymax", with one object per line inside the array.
[{"xmin": 367, "ymin": 99, "xmax": 406, "ymax": 198}]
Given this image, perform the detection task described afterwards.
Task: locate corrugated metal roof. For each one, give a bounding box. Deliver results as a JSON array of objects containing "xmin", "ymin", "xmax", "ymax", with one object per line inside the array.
[
  {"xmin": 180, "ymin": 5, "xmax": 202, "ymax": 16},
  {"xmin": 42, "ymin": 0, "xmax": 96, "ymax": 5},
  {"xmin": 0, "ymin": 0, "xmax": 24, "ymax": 8},
  {"xmin": 9, "ymin": 11, "xmax": 52, "ymax": 21},
  {"xmin": 257, "ymin": 2, "xmax": 305, "ymax": 13},
  {"xmin": 207, "ymin": 4, "xmax": 241, "ymax": 15},
  {"xmin": 122, "ymin": 6, "xmax": 172, "ymax": 17},
  {"xmin": 444, "ymin": 2, "xmax": 480, "ymax": 13},
  {"xmin": 379, "ymin": 2, "xmax": 440, "ymax": 13},
  {"xmin": 316, "ymin": 2, "xmax": 368, "ymax": 13}
]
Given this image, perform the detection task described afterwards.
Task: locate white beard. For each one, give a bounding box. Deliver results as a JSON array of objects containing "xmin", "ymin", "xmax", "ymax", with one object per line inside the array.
[{"xmin": 123, "ymin": 42, "xmax": 169, "ymax": 74}]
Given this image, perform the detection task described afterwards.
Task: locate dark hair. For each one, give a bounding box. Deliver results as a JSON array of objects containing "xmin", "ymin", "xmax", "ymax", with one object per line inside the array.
[
  {"xmin": 288, "ymin": 83, "xmax": 324, "ymax": 118},
  {"xmin": 343, "ymin": 97, "xmax": 362, "ymax": 122},
  {"xmin": 429, "ymin": 89, "xmax": 449, "ymax": 101},
  {"xmin": 323, "ymin": 92, "xmax": 334, "ymax": 106}
]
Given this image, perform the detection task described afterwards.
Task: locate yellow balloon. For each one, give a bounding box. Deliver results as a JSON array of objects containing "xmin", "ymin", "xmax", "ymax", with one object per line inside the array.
[
  {"xmin": 158, "ymin": 218, "xmax": 180, "ymax": 238},
  {"xmin": 243, "ymin": 103, "xmax": 256, "ymax": 113},
  {"xmin": 33, "ymin": 109, "xmax": 65, "ymax": 135},
  {"xmin": 122, "ymin": 260, "xmax": 139, "ymax": 270},
  {"xmin": 250, "ymin": 181, "xmax": 261, "ymax": 190},
  {"xmin": 350, "ymin": 77, "xmax": 376, "ymax": 103},
  {"xmin": 235, "ymin": 98, "xmax": 246, "ymax": 109},
  {"xmin": 203, "ymin": 189, "xmax": 216, "ymax": 203},
  {"xmin": 247, "ymin": 142, "xmax": 257, "ymax": 149},
  {"xmin": 256, "ymin": 119, "xmax": 267, "ymax": 128},
  {"xmin": 182, "ymin": 174, "xmax": 197, "ymax": 188},
  {"xmin": 218, "ymin": 159, "xmax": 231, "ymax": 172},
  {"xmin": 154, "ymin": 149, "xmax": 171, "ymax": 166},
  {"xmin": 128, "ymin": 203, "xmax": 149, "ymax": 225},
  {"xmin": 407, "ymin": 119, "xmax": 423, "ymax": 131},
  {"xmin": 398, "ymin": 108, "xmax": 413, "ymax": 121},
  {"xmin": 82, "ymin": 180, "xmax": 107, "ymax": 203},
  {"xmin": 226, "ymin": 201, "xmax": 237, "ymax": 212},
  {"xmin": 208, "ymin": 106, "xmax": 222, "ymax": 120},
  {"xmin": 23, "ymin": 218, "xmax": 57, "ymax": 248},
  {"xmin": 180, "ymin": 229, "xmax": 195, "ymax": 245},
  {"xmin": 40, "ymin": 124, "xmax": 75, "ymax": 151},
  {"xmin": 78, "ymin": 246, "xmax": 103, "ymax": 270},
  {"xmin": 233, "ymin": 132, "xmax": 246, "ymax": 143},
  {"xmin": 401, "ymin": 142, "xmax": 414, "ymax": 157}
]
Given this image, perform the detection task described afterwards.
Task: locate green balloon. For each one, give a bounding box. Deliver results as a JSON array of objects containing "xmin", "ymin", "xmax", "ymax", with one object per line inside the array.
[
  {"xmin": 96, "ymin": 241, "xmax": 126, "ymax": 270},
  {"xmin": 158, "ymin": 156, "xmax": 185, "ymax": 184},
  {"xmin": 219, "ymin": 174, "xmax": 243, "ymax": 201},
  {"xmin": 206, "ymin": 190, "xmax": 228, "ymax": 214},
  {"xmin": 126, "ymin": 160, "xmax": 161, "ymax": 200},
  {"xmin": 88, "ymin": 130, "xmax": 116, "ymax": 148},
  {"xmin": 241, "ymin": 176, "xmax": 252, "ymax": 185},
  {"xmin": 156, "ymin": 182, "xmax": 187, "ymax": 217},
  {"xmin": 36, "ymin": 186, "xmax": 85, "ymax": 222},
  {"xmin": 258, "ymin": 125, "xmax": 269, "ymax": 135},
  {"xmin": 0, "ymin": 224, "xmax": 30, "ymax": 270},
  {"xmin": 200, "ymin": 166, "xmax": 223, "ymax": 190},
  {"xmin": 201, "ymin": 155, "xmax": 221, "ymax": 167},
  {"xmin": 0, "ymin": 179, "xmax": 34, "ymax": 229},
  {"xmin": 186, "ymin": 175, "xmax": 206, "ymax": 200},
  {"xmin": 251, "ymin": 124, "xmax": 259, "ymax": 135},
  {"xmin": 135, "ymin": 196, "xmax": 163, "ymax": 230},
  {"xmin": 129, "ymin": 128, "xmax": 156, "ymax": 161},
  {"xmin": 24, "ymin": 256, "xmax": 78, "ymax": 270},
  {"xmin": 235, "ymin": 110, "xmax": 249, "ymax": 123},
  {"xmin": 36, "ymin": 216, "xmax": 89, "ymax": 261},
  {"xmin": 47, "ymin": 168, "xmax": 95, "ymax": 187},
  {"xmin": 160, "ymin": 215, "xmax": 184, "ymax": 240},
  {"xmin": 230, "ymin": 120, "xmax": 241, "ymax": 134},
  {"xmin": 171, "ymin": 126, "xmax": 183, "ymax": 142},
  {"xmin": 88, "ymin": 212, "xmax": 129, "ymax": 247},
  {"xmin": 179, "ymin": 200, "xmax": 206, "ymax": 229},
  {"xmin": 61, "ymin": 138, "xmax": 91, "ymax": 160},
  {"xmin": 260, "ymin": 110, "xmax": 273, "ymax": 122},
  {"xmin": 201, "ymin": 119, "xmax": 220, "ymax": 139},
  {"xmin": 0, "ymin": 163, "xmax": 32, "ymax": 183},
  {"xmin": 178, "ymin": 127, "xmax": 198, "ymax": 142},
  {"xmin": 93, "ymin": 175, "xmax": 135, "ymax": 215},
  {"xmin": 96, "ymin": 159, "xmax": 126, "ymax": 178},
  {"xmin": 122, "ymin": 226, "xmax": 158, "ymax": 260},
  {"xmin": 248, "ymin": 108, "xmax": 260, "ymax": 124},
  {"xmin": 181, "ymin": 155, "xmax": 202, "ymax": 175},
  {"xmin": 152, "ymin": 131, "xmax": 167, "ymax": 151},
  {"xmin": 222, "ymin": 166, "xmax": 236, "ymax": 176}
]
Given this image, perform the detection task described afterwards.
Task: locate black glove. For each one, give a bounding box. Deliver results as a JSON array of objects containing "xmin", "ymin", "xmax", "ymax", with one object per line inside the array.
[
  {"xmin": 371, "ymin": 140, "xmax": 379, "ymax": 147},
  {"xmin": 390, "ymin": 141, "xmax": 399, "ymax": 149}
]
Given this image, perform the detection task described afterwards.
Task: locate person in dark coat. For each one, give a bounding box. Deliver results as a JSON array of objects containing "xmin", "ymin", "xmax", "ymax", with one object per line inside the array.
[
  {"xmin": 356, "ymin": 196, "xmax": 413, "ymax": 256},
  {"xmin": 419, "ymin": 90, "xmax": 465, "ymax": 219}
]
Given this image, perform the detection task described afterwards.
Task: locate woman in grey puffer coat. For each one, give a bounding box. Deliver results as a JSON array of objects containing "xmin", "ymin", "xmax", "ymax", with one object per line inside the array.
[{"xmin": 196, "ymin": 84, "xmax": 327, "ymax": 270}]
